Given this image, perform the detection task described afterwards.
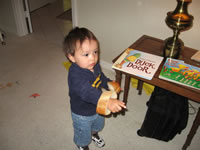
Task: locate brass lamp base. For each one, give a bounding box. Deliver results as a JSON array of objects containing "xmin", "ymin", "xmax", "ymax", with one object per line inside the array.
[
  {"xmin": 163, "ymin": 36, "xmax": 184, "ymax": 59},
  {"xmin": 163, "ymin": 0, "xmax": 193, "ymax": 59}
]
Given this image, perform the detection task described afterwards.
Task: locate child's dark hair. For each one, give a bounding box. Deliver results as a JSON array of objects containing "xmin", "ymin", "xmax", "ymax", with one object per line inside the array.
[{"xmin": 63, "ymin": 27, "xmax": 99, "ymax": 58}]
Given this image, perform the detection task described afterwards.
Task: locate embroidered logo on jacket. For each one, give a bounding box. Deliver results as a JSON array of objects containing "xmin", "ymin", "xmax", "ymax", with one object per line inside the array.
[{"xmin": 92, "ymin": 74, "xmax": 102, "ymax": 88}]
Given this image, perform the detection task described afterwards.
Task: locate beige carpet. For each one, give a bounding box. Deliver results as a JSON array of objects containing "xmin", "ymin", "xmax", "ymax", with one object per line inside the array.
[{"xmin": 0, "ymin": 34, "xmax": 199, "ymax": 150}]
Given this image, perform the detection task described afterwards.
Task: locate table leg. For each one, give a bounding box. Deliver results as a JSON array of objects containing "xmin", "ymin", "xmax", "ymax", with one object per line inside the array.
[
  {"xmin": 137, "ymin": 80, "xmax": 144, "ymax": 95},
  {"xmin": 182, "ymin": 107, "xmax": 200, "ymax": 150},
  {"xmin": 123, "ymin": 75, "xmax": 130, "ymax": 105},
  {"xmin": 115, "ymin": 70, "xmax": 122, "ymax": 99},
  {"xmin": 120, "ymin": 74, "xmax": 130, "ymax": 115},
  {"xmin": 113, "ymin": 70, "xmax": 122, "ymax": 117},
  {"xmin": 115, "ymin": 70, "xmax": 122, "ymax": 84}
]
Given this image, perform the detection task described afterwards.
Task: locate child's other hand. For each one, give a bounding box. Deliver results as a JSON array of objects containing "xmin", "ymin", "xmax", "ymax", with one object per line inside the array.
[{"xmin": 107, "ymin": 99, "xmax": 126, "ymax": 113}]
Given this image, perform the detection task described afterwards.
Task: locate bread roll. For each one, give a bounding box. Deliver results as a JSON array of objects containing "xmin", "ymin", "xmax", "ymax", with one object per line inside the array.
[
  {"xmin": 108, "ymin": 81, "xmax": 121, "ymax": 93},
  {"xmin": 96, "ymin": 91, "xmax": 117, "ymax": 115}
]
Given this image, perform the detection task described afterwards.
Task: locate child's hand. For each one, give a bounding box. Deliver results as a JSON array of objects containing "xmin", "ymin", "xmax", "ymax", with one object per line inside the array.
[{"xmin": 107, "ymin": 99, "xmax": 126, "ymax": 113}]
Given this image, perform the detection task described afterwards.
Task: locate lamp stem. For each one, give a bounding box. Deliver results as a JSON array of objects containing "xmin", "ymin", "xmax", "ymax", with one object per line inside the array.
[{"xmin": 169, "ymin": 29, "xmax": 179, "ymax": 57}]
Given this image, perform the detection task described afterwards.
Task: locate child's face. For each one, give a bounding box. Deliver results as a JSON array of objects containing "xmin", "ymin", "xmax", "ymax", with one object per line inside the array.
[{"xmin": 68, "ymin": 39, "xmax": 99, "ymax": 72}]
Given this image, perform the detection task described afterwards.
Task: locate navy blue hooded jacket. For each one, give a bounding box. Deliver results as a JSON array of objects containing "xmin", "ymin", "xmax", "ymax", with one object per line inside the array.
[{"xmin": 68, "ymin": 63, "xmax": 111, "ymax": 116}]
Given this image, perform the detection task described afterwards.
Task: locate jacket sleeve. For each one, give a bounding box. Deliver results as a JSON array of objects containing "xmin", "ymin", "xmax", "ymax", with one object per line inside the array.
[
  {"xmin": 94, "ymin": 63, "xmax": 111, "ymax": 90},
  {"xmin": 100, "ymin": 72, "xmax": 111, "ymax": 90}
]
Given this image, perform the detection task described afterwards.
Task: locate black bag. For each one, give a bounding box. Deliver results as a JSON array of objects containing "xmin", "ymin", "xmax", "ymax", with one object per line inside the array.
[{"xmin": 137, "ymin": 86, "xmax": 189, "ymax": 142}]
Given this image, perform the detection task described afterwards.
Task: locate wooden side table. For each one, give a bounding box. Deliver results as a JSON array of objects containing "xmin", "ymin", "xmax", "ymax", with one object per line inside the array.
[
  {"xmin": 182, "ymin": 107, "xmax": 200, "ymax": 150},
  {"xmin": 112, "ymin": 35, "xmax": 200, "ymax": 150}
]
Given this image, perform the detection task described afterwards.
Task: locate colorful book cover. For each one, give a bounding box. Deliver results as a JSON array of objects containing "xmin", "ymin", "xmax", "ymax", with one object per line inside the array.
[
  {"xmin": 112, "ymin": 48, "xmax": 164, "ymax": 80},
  {"xmin": 159, "ymin": 58, "xmax": 200, "ymax": 90}
]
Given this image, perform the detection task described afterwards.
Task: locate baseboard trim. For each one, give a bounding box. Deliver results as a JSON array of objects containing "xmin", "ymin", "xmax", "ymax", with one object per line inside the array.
[{"xmin": 100, "ymin": 60, "xmax": 114, "ymax": 72}]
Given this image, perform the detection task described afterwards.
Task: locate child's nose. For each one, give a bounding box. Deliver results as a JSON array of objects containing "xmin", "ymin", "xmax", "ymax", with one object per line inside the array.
[{"xmin": 90, "ymin": 54, "xmax": 95, "ymax": 60}]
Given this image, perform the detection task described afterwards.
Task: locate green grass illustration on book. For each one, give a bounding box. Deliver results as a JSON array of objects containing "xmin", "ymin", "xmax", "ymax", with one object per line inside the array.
[{"xmin": 159, "ymin": 58, "xmax": 200, "ymax": 89}]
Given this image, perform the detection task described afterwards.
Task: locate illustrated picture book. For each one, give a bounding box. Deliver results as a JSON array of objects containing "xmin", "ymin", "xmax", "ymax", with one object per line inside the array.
[
  {"xmin": 112, "ymin": 48, "xmax": 164, "ymax": 80},
  {"xmin": 159, "ymin": 58, "xmax": 200, "ymax": 90}
]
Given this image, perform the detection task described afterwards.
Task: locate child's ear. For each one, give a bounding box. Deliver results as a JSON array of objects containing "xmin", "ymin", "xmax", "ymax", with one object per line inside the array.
[{"xmin": 68, "ymin": 54, "xmax": 75, "ymax": 63}]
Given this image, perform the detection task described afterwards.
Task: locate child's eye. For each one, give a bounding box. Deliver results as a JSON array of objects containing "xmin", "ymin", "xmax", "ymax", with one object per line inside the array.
[
  {"xmin": 94, "ymin": 50, "xmax": 98, "ymax": 54},
  {"xmin": 83, "ymin": 54, "xmax": 89, "ymax": 57}
]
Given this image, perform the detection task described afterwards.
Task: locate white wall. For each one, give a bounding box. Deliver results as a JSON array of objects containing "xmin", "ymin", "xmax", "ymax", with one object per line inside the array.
[
  {"xmin": 0, "ymin": 0, "xmax": 31, "ymax": 36},
  {"xmin": 0, "ymin": 0, "xmax": 17, "ymax": 35},
  {"xmin": 76, "ymin": 0, "xmax": 200, "ymax": 64},
  {"xmin": 0, "ymin": 0, "xmax": 55, "ymax": 36}
]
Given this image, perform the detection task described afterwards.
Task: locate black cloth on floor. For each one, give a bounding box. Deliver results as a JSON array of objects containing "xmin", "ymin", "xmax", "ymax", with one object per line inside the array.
[{"xmin": 137, "ymin": 86, "xmax": 189, "ymax": 142}]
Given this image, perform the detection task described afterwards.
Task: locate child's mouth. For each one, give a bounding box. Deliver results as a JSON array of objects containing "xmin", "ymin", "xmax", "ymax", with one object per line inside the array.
[{"xmin": 90, "ymin": 63, "xmax": 95, "ymax": 67}]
